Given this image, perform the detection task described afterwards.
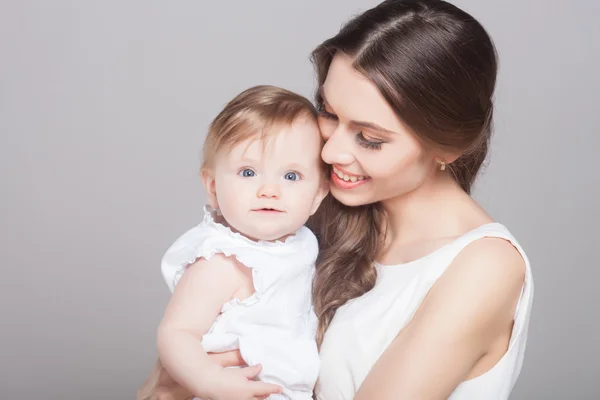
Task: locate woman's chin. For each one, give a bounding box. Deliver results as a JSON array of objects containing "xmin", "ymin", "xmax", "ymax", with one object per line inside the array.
[{"xmin": 329, "ymin": 186, "xmax": 376, "ymax": 207}]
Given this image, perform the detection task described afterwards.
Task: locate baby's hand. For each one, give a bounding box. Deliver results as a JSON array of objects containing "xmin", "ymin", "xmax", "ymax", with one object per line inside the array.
[{"xmin": 210, "ymin": 364, "xmax": 283, "ymax": 400}]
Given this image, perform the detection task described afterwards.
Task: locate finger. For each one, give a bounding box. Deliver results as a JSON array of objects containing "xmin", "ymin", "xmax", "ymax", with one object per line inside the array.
[
  {"xmin": 154, "ymin": 388, "xmax": 175, "ymax": 400},
  {"xmin": 207, "ymin": 349, "xmax": 246, "ymax": 367},
  {"xmin": 155, "ymin": 384, "xmax": 194, "ymax": 400},
  {"xmin": 248, "ymin": 381, "xmax": 283, "ymax": 396},
  {"xmin": 236, "ymin": 363, "xmax": 262, "ymax": 379},
  {"xmin": 156, "ymin": 361, "xmax": 178, "ymax": 386},
  {"xmin": 137, "ymin": 359, "xmax": 165, "ymax": 399}
]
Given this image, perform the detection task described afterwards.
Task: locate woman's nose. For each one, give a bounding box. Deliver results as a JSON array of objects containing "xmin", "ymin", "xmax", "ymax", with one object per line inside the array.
[{"xmin": 321, "ymin": 128, "xmax": 355, "ymax": 166}]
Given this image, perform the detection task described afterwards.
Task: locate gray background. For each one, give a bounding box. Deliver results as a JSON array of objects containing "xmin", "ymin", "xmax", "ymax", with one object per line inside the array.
[{"xmin": 1, "ymin": 0, "xmax": 598, "ymax": 399}]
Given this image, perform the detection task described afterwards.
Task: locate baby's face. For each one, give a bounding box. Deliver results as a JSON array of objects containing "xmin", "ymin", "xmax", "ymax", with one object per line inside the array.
[{"xmin": 208, "ymin": 116, "xmax": 327, "ymax": 241}]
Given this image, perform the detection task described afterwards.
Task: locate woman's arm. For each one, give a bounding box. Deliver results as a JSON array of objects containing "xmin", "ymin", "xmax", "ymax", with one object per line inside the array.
[
  {"xmin": 137, "ymin": 353, "xmax": 261, "ymax": 400},
  {"xmin": 355, "ymin": 238, "xmax": 526, "ymax": 400},
  {"xmin": 137, "ymin": 351, "xmax": 249, "ymax": 400},
  {"xmin": 157, "ymin": 255, "xmax": 282, "ymax": 399},
  {"xmin": 137, "ymin": 358, "xmax": 193, "ymax": 400}
]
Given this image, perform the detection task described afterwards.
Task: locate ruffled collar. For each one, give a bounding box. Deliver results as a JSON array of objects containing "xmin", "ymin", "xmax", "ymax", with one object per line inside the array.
[{"xmin": 202, "ymin": 205, "xmax": 301, "ymax": 248}]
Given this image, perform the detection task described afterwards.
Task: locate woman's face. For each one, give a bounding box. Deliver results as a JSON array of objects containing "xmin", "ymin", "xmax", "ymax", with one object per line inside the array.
[{"xmin": 318, "ymin": 53, "xmax": 437, "ymax": 207}]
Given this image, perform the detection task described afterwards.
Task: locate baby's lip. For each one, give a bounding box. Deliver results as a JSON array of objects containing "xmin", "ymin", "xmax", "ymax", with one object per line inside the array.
[{"xmin": 251, "ymin": 207, "xmax": 284, "ymax": 212}]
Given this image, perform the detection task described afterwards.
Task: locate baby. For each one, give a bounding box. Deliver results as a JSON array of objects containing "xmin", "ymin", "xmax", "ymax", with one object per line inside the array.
[{"xmin": 157, "ymin": 85, "xmax": 328, "ymax": 400}]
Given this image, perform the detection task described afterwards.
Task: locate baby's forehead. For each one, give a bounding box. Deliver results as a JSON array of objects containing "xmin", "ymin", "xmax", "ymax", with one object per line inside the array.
[
  {"xmin": 231, "ymin": 120, "xmax": 321, "ymax": 154},
  {"xmin": 220, "ymin": 129, "xmax": 321, "ymax": 169},
  {"xmin": 237, "ymin": 136, "xmax": 320, "ymax": 160}
]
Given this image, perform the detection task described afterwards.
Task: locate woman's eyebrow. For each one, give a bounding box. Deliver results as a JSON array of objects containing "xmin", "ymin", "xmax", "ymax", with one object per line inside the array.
[
  {"xmin": 353, "ymin": 120, "xmax": 397, "ymax": 135},
  {"xmin": 319, "ymin": 87, "xmax": 397, "ymax": 135}
]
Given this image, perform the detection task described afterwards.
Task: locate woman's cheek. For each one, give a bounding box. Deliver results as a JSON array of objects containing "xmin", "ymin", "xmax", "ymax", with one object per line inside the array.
[{"xmin": 317, "ymin": 118, "xmax": 336, "ymax": 140}]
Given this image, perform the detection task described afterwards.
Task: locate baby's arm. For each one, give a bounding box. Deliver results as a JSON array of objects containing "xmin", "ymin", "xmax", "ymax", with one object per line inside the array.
[{"xmin": 156, "ymin": 254, "xmax": 244, "ymax": 398}]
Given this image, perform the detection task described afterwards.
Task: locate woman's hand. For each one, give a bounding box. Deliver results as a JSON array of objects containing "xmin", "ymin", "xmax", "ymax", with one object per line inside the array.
[
  {"xmin": 137, "ymin": 358, "xmax": 193, "ymax": 400},
  {"xmin": 207, "ymin": 364, "xmax": 283, "ymax": 400},
  {"xmin": 137, "ymin": 350, "xmax": 274, "ymax": 400}
]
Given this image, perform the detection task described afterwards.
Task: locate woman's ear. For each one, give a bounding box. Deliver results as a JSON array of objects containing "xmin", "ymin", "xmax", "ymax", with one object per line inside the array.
[
  {"xmin": 200, "ymin": 168, "xmax": 219, "ymax": 209},
  {"xmin": 436, "ymin": 149, "xmax": 462, "ymax": 166},
  {"xmin": 433, "ymin": 149, "xmax": 462, "ymax": 172}
]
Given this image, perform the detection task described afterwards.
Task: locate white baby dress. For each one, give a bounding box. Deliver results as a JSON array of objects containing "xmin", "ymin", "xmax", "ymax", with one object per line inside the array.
[{"xmin": 161, "ymin": 206, "xmax": 320, "ymax": 400}]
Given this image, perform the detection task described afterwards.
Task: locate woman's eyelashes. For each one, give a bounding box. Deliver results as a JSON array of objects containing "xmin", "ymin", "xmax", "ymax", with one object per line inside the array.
[
  {"xmin": 318, "ymin": 103, "xmax": 385, "ymax": 151},
  {"xmin": 317, "ymin": 106, "xmax": 338, "ymax": 121},
  {"xmin": 355, "ymin": 132, "xmax": 384, "ymax": 151}
]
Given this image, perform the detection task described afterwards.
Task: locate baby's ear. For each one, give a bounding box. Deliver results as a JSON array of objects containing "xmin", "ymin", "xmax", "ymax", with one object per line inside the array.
[
  {"xmin": 310, "ymin": 179, "xmax": 330, "ymax": 216},
  {"xmin": 200, "ymin": 168, "xmax": 219, "ymax": 209}
]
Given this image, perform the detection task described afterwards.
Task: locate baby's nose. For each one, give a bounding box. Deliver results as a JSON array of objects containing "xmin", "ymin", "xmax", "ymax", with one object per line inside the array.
[{"xmin": 257, "ymin": 183, "xmax": 281, "ymax": 199}]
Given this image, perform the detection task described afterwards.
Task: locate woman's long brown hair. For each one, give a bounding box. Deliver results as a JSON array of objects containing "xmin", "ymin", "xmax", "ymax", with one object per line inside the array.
[{"xmin": 308, "ymin": 0, "xmax": 498, "ymax": 346}]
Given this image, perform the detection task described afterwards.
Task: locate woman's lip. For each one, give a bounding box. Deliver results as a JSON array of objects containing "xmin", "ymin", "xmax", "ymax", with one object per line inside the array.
[
  {"xmin": 330, "ymin": 170, "xmax": 370, "ymax": 189},
  {"xmin": 332, "ymin": 164, "xmax": 364, "ymax": 177}
]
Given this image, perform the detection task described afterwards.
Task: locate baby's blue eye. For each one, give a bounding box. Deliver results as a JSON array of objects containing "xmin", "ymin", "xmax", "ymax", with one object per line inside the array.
[
  {"xmin": 284, "ymin": 172, "xmax": 299, "ymax": 181},
  {"xmin": 239, "ymin": 169, "xmax": 256, "ymax": 177}
]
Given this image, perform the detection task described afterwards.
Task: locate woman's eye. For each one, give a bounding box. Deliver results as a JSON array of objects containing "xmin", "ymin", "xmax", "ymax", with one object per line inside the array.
[
  {"xmin": 239, "ymin": 168, "xmax": 256, "ymax": 177},
  {"xmin": 355, "ymin": 132, "xmax": 384, "ymax": 151},
  {"xmin": 284, "ymin": 172, "xmax": 300, "ymax": 181},
  {"xmin": 317, "ymin": 104, "xmax": 338, "ymax": 121}
]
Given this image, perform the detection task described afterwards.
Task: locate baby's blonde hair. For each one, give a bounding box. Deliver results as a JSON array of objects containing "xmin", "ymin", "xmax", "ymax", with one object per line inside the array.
[{"xmin": 202, "ymin": 85, "xmax": 319, "ymax": 168}]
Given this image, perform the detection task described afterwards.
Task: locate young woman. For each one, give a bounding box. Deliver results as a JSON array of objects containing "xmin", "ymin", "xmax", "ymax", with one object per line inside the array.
[{"xmin": 139, "ymin": 1, "xmax": 533, "ymax": 399}]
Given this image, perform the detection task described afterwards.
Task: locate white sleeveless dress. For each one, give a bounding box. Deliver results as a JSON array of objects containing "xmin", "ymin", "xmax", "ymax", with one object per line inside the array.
[{"xmin": 315, "ymin": 223, "xmax": 534, "ymax": 400}]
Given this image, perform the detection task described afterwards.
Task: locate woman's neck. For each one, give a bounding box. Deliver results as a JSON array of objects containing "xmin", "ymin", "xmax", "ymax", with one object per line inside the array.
[{"xmin": 381, "ymin": 174, "xmax": 488, "ymax": 247}]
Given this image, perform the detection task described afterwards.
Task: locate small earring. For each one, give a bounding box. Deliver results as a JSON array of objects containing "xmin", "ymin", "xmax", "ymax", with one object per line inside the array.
[{"xmin": 439, "ymin": 161, "xmax": 446, "ymax": 171}]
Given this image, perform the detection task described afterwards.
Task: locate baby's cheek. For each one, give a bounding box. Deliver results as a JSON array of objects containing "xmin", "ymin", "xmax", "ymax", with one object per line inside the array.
[
  {"xmin": 291, "ymin": 187, "xmax": 319, "ymax": 215},
  {"xmin": 216, "ymin": 185, "xmax": 246, "ymax": 218}
]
